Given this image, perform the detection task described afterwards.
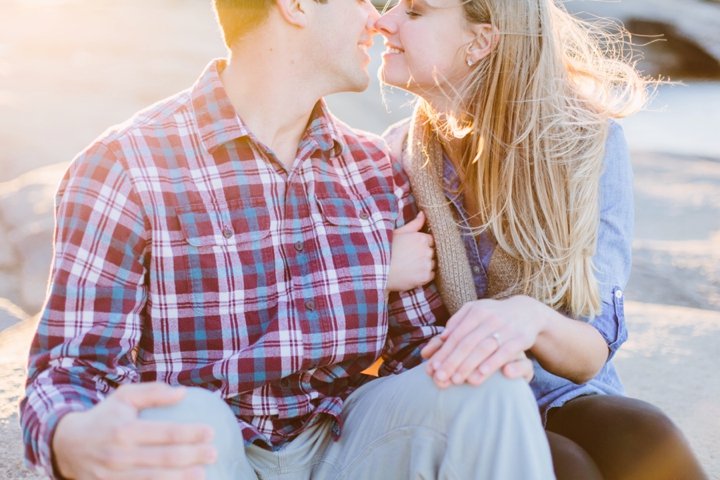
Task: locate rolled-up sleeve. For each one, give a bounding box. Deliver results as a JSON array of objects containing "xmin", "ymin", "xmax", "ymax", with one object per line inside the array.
[{"xmin": 585, "ymin": 121, "xmax": 634, "ymax": 360}]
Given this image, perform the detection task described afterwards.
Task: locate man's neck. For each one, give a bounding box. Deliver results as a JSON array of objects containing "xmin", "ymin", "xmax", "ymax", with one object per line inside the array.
[{"xmin": 219, "ymin": 34, "xmax": 324, "ymax": 170}]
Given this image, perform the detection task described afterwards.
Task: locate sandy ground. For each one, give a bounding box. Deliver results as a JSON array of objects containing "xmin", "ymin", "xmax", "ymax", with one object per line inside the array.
[{"xmin": 1, "ymin": 0, "xmax": 719, "ymax": 478}]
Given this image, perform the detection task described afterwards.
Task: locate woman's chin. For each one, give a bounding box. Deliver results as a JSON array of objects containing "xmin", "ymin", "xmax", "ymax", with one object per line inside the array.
[{"xmin": 378, "ymin": 67, "xmax": 411, "ymax": 92}]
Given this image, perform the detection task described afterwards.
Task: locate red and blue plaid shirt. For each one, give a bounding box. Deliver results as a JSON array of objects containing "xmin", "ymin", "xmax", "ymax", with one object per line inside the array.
[{"xmin": 20, "ymin": 60, "xmax": 447, "ymax": 477}]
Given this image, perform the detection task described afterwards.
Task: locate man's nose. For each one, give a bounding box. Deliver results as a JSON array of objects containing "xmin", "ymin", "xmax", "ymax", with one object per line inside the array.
[{"xmin": 366, "ymin": 2, "xmax": 381, "ymax": 30}]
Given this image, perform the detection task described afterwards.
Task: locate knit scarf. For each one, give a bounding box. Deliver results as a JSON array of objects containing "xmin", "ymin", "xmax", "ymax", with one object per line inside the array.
[{"xmin": 403, "ymin": 107, "xmax": 478, "ymax": 315}]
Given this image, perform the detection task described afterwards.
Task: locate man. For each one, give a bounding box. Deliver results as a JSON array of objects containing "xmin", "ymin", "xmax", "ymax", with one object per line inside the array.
[{"xmin": 20, "ymin": 0, "xmax": 555, "ymax": 478}]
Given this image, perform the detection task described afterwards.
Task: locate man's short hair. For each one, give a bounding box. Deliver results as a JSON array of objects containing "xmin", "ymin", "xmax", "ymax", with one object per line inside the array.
[{"xmin": 213, "ymin": 0, "xmax": 328, "ymax": 48}]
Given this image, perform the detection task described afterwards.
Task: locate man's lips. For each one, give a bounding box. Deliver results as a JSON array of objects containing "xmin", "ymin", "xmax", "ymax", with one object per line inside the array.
[{"xmin": 358, "ymin": 38, "xmax": 374, "ymax": 51}]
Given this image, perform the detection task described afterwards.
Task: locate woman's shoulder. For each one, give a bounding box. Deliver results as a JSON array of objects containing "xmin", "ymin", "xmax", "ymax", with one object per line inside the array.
[
  {"xmin": 604, "ymin": 120, "xmax": 629, "ymax": 162},
  {"xmin": 601, "ymin": 120, "xmax": 633, "ymax": 183},
  {"xmin": 382, "ymin": 117, "xmax": 412, "ymax": 160}
]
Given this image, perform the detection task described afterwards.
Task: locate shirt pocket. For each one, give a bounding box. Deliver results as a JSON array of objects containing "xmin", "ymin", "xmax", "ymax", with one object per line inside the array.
[
  {"xmin": 315, "ymin": 190, "xmax": 397, "ymax": 230},
  {"xmin": 176, "ymin": 197, "xmax": 270, "ymax": 247},
  {"xmin": 175, "ymin": 196, "xmax": 276, "ymax": 317}
]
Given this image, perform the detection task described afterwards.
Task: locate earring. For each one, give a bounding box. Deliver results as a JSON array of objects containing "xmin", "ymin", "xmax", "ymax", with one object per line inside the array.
[{"xmin": 467, "ymin": 59, "xmax": 474, "ymax": 67}]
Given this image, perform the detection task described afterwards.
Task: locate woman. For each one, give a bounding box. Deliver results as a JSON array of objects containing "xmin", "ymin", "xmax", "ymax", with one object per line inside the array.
[{"xmin": 375, "ymin": 0, "xmax": 708, "ymax": 478}]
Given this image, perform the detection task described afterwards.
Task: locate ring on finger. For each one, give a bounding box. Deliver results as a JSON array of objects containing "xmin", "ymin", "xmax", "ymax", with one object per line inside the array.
[{"xmin": 492, "ymin": 332, "xmax": 501, "ymax": 347}]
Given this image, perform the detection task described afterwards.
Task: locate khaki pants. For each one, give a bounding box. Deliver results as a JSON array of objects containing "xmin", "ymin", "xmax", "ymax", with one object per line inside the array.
[{"xmin": 141, "ymin": 366, "xmax": 555, "ymax": 479}]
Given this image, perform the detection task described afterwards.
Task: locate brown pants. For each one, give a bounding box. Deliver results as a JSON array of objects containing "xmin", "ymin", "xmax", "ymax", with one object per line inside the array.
[{"xmin": 546, "ymin": 395, "xmax": 707, "ymax": 480}]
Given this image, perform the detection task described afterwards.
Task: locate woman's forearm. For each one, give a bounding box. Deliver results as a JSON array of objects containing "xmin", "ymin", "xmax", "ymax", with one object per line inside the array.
[{"xmin": 529, "ymin": 298, "xmax": 609, "ymax": 384}]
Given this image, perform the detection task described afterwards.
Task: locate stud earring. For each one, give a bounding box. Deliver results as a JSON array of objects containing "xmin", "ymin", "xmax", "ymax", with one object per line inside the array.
[{"xmin": 467, "ymin": 59, "xmax": 474, "ymax": 67}]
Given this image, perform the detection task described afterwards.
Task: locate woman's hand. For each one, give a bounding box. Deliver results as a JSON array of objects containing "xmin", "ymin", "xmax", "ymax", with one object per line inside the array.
[
  {"xmin": 422, "ymin": 294, "xmax": 610, "ymax": 388},
  {"xmin": 421, "ymin": 296, "xmax": 546, "ymax": 388},
  {"xmin": 386, "ymin": 211, "xmax": 436, "ymax": 293}
]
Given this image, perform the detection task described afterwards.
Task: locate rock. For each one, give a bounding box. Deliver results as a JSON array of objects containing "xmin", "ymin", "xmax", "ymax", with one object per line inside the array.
[
  {"xmin": 0, "ymin": 162, "xmax": 66, "ymax": 229},
  {"xmin": 0, "ymin": 224, "xmax": 19, "ymax": 270},
  {"xmin": 0, "ymin": 271, "xmax": 23, "ymax": 311},
  {"xmin": 564, "ymin": 0, "xmax": 720, "ymax": 80},
  {"xmin": 624, "ymin": 18, "xmax": 720, "ymax": 80},
  {"xmin": 0, "ymin": 162, "xmax": 68, "ymax": 313},
  {"xmin": 0, "ymin": 298, "xmax": 27, "ymax": 334},
  {"xmin": 0, "ymin": 313, "xmax": 43, "ymax": 480},
  {"xmin": 564, "ymin": 0, "xmax": 720, "ymax": 66},
  {"xmin": 0, "ymin": 415, "xmax": 44, "ymax": 480}
]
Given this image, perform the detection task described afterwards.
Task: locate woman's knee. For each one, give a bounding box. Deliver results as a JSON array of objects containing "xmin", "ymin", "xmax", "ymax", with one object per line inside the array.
[{"xmin": 557, "ymin": 395, "xmax": 684, "ymax": 442}]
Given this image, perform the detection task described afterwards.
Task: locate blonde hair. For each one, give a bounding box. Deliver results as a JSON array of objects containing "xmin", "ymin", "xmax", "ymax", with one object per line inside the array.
[{"xmin": 423, "ymin": 0, "xmax": 649, "ymax": 318}]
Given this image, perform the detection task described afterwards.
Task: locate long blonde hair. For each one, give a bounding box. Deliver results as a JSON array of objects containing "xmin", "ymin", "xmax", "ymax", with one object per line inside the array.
[{"xmin": 424, "ymin": 0, "xmax": 649, "ymax": 318}]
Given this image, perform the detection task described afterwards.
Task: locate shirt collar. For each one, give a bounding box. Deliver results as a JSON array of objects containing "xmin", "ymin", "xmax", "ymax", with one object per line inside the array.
[
  {"xmin": 191, "ymin": 59, "xmax": 249, "ymax": 154},
  {"xmin": 191, "ymin": 59, "xmax": 343, "ymax": 157},
  {"xmin": 442, "ymin": 150, "xmax": 462, "ymax": 195},
  {"xmin": 302, "ymin": 100, "xmax": 344, "ymax": 157}
]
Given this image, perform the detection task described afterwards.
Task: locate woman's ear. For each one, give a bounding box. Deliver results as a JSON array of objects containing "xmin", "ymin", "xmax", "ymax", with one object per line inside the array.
[
  {"xmin": 466, "ymin": 24, "xmax": 498, "ymax": 66},
  {"xmin": 275, "ymin": 0, "xmax": 309, "ymax": 28}
]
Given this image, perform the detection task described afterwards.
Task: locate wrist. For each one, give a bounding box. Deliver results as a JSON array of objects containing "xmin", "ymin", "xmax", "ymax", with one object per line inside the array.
[
  {"xmin": 517, "ymin": 295, "xmax": 553, "ymax": 351},
  {"xmin": 52, "ymin": 411, "xmax": 82, "ymax": 480}
]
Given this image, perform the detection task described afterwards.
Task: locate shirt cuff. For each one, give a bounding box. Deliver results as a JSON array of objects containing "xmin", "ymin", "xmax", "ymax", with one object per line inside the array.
[{"xmin": 589, "ymin": 287, "xmax": 628, "ymax": 362}]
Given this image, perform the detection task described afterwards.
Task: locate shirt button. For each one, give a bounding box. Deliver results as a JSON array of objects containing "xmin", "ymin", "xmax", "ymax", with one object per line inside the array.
[
  {"xmin": 280, "ymin": 378, "xmax": 290, "ymax": 388},
  {"xmin": 473, "ymin": 265, "xmax": 481, "ymax": 275},
  {"xmin": 615, "ymin": 289, "xmax": 623, "ymax": 299},
  {"xmin": 359, "ymin": 211, "xmax": 369, "ymax": 220},
  {"xmin": 305, "ymin": 300, "xmax": 315, "ymax": 312},
  {"xmin": 294, "ymin": 241, "xmax": 304, "ymax": 252},
  {"xmin": 222, "ymin": 229, "xmax": 233, "ymax": 239}
]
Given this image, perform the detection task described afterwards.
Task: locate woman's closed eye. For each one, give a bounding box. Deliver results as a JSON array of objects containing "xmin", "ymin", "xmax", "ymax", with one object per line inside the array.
[{"xmin": 404, "ymin": 0, "xmax": 422, "ymax": 18}]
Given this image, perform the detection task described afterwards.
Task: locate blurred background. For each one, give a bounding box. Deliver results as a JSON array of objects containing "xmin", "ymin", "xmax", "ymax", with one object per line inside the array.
[{"xmin": 0, "ymin": 0, "xmax": 719, "ymax": 477}]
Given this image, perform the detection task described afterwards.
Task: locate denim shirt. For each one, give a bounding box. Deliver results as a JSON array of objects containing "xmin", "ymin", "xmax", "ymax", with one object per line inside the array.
[{"xmin": 442, "ymin": 121, "xmax": 633, "ymax": 422}]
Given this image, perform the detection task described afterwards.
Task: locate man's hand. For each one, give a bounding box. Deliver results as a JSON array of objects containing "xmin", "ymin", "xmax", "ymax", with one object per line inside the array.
[
  {"xmin": 386, "ymin": 211, "xmax": 436, "ymax": 293},
  {"xmin": 53, "ymin": 383, "xmax": 216, "ymax": 480}
]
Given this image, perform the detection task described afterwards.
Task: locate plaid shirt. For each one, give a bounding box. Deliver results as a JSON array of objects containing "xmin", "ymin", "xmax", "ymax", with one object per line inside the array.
[{"xmin": 20, "ymin": 60, "xmax": 447, "ymax": 477}]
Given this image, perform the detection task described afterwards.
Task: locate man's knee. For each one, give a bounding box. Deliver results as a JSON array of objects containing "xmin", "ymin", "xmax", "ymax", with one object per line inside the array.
[
  {"xmin": 437, "ymin": 372, "xmax": 536, "ymax": 418},
  {"xmin": 396, "ymin": 367, "xmax": 538, "ymax": 429},
  {"xmin": 139, "ymin": 386, "xmax": 246, "ymax": 478},
  {"xmin": 140, "ymin": 386, "xmax": 235, "ymax": 425}
]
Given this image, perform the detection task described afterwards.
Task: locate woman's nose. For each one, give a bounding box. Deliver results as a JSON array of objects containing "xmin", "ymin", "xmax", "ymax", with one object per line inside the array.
[{"xmin": 375, "ymin": 6, "xmax": 399, "ymax": 35}]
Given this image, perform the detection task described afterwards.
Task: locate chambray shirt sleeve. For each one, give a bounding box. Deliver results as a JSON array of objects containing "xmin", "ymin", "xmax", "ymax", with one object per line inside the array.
[
  {"xmin": 379, "ymin": 155, "xmax": 448, "ymax": 376},
  {"xmin": 20, "ymin": 141, "xmax": 148, "ymax": 478},
  {"xmin": 584, "ymin": 121, "xmax": 634, "ymax": 361}
]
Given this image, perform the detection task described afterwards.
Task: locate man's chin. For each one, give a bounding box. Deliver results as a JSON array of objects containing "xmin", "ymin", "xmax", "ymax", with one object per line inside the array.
[{"xmin": 345, "ymin": 72, "xmax": 371, "ymax": 93}]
